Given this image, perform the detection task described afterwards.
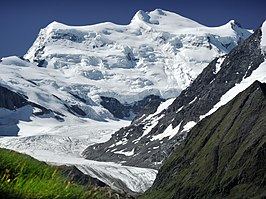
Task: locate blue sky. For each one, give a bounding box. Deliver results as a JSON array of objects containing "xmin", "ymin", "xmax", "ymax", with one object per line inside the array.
[{"xmin": 1, "ymin": 0, "xmax": 265, "ymax": 58}]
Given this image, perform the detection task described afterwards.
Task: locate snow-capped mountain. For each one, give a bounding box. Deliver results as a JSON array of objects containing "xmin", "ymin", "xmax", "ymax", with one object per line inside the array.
[
  {"xmin": 0, "ymin": 9, "xmax": 254, "ymax": 194},
  {"xmin": 1, "ymin": 9, "xmax": 251, "ymax": 134},
  {"xmin": 24, "ymin": 8, "xmax": 250, "ymax": 108},
  {"xmin": 1, "ymin": 9, "xmax": 250, "ymax": 132},
  {"xmin": 83, "ymin": 21, "xmax": 266, "ymax": 169}
]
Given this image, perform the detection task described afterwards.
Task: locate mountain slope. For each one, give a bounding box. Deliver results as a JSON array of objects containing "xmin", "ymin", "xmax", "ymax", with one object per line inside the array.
[
  {"xmin": 82, "ymin": 22, "xmax": 265, "ymax": 169},
  {"xmin": 141, "ymin": 80, "xmax": 266, "ymax": 199}
]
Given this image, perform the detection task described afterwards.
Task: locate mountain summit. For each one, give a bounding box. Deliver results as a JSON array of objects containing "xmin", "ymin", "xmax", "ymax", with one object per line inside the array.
[{"xmin": 131, "ymin": 9, "xmax": 205, "ymax": 29}]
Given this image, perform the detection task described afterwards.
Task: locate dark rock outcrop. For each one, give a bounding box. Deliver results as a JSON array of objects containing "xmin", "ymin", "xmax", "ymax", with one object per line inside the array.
[
  {"xmin": 0, "ymin": 85, "xmax": 28, "ymax": 110},
  {"xmin": 141, "ymin": 81, "xmax": 266, "ymax": 199},
  {"xmin": 100, "ymin": 95, "xmax": 163, "ymax": 119},
  {"xmin": 64, "ymin": 104, "xmax": 87, "ymax": 117}
]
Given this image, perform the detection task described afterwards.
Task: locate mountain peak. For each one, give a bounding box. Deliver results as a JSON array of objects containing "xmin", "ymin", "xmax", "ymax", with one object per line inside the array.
[
  {"xmin": 131, "ymin": 9, "xmax": 204, "ymax": 28},
  {"xmin": 21, "ymin": 8, "xmax": 251, "ymax": 126},
  {"xmin": 46, "ymin": 21, "xmax": 68, "ymax": 30},
  {"xmin": 227, "ymin": 19, "xmax": 242, "ymax": 27},
  {"xmin": 131, "ymin": 10, "xmax": 154, "ymax": 25},
  {"xmin": 224, "ymin": 19, "xmax": 246, "ymax": 33},
  {"xmin": 152, "ymin": 8, "xmax": 167, "ymax": 16}
]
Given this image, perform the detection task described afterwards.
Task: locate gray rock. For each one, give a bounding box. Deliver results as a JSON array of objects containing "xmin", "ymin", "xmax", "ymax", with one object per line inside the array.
[
  {"xmin": 0, "ymin": 85, "xmax": 28, "ymax": 110},
  {"xmin": 100, "ymin": 95, "xmax": 163, "ymax": 119}
]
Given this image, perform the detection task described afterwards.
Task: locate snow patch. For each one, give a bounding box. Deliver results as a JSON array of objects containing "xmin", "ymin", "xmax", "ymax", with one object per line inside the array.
[
  {"xmin": 0, "ymin": 106, "xmax": 33, "ymax": 136},
  {"xmin": 182, "ymin": 121, "xmax": 197, "ymax": 132},
  {"xmin": 115, "ymin": 138, "xmax": 128, "ymax": 145},
  {"xmin": 151, "ymin": 122, "xmax": 181, "ymax": 141},
  {"xmin": 261, "ymin": 21, "xmax": 266, "ymax": 54},
  {"xmin": 114, "ymin": 148, "xmax": 135, "ymax": 156},
  {"xmin": 214, "ymin": 56, "xmax": 226, "ymax": 74},
  {"xmin": 0, "ymin": 56, "xmax": 32, "ymax": 67},
  {"xmin": 176, "ymin": 106, "xmax": 184, "ymax": 113},
  {"xmin": 145, "ymin": 98, "xmax": 175, "ymax": 121},
  {"xmin": 188, "ymin": 97, "xmax": 197, "ymax": 105}
]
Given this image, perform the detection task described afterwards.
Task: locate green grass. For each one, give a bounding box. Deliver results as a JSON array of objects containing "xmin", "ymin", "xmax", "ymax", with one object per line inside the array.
[{"xmin": 0, "ymin": 148, "xmax": 127, "ymax": 199}]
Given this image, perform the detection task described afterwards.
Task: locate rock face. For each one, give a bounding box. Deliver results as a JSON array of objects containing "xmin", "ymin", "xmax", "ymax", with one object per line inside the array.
[
  {"xmin": 0, "ymin": 85, "xmax": 28, "ymax": 110},
  {"xmin": 141, "ymin": 81, "xmax": 266, "ymax": 199},
  {"xmin": 82, "ymin": 27, "xmax": 265, "ymax": 169},
  {"xmin": 100, "ymin": 95, "xmax": 163, "ymax": 119}
]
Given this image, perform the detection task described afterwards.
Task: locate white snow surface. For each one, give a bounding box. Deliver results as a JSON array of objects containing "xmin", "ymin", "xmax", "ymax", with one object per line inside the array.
[
  {"xmin": 182, "ymin": 121, "xmax": 197, "ymax": 132},
  {"xmin": 151, "ymin": 122, "xmax": 181, "ymax": 141},
  {"xmin": 0, "ymin": 9, "xmax": 251, "ymax": 133},
  {"xmin": 145, "ymin": 97, "xmax": 175, "ymax": 121},
  {"xmin": 0, "ymin": 61, "xmax": 157, "ymax": 192},
  {"xmin": 214, "ymin": 56, "xmax": 226, "ymax": 74},
  {"xmin": 114, "ymin": 148, "xmax": 135, "ymax": 156},
  {"xmin": 261, "ymin": 21, "xmax": 266, "ymax": 54}
]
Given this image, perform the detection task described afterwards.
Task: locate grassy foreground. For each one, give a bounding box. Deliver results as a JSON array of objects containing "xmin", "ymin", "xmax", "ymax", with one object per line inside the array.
[{"xmin": 0, "ymin": 148, "xmax": 128, "ymax": 199}]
